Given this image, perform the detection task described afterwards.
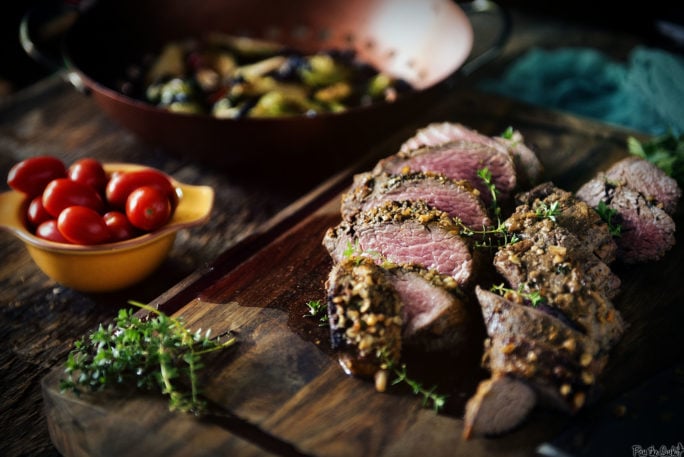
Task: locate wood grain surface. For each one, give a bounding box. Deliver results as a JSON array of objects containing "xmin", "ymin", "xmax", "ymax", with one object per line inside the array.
[{"xmin": 39, "ymin": 89, "xmax": 684, "ymax": 456}]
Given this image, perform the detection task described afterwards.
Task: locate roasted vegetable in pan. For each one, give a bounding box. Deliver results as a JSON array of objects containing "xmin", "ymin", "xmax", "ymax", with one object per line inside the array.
[{"xmin": 118, "ymin": 34, "xmax": 414, "ymax": 118}]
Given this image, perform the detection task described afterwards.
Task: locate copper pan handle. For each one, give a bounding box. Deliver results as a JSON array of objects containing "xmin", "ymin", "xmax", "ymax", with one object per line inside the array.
[
  {"xmin": 457, "ymin": 0, "xmax": 512, "ymax": 77},
  {"xmin": 19, "ymin": 1, "xmax": 93, "ymax": 94}
]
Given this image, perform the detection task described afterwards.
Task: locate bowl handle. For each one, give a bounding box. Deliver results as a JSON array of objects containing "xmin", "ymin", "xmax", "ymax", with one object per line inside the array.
[
  {"xmin": 19, "ymin": 1, "xmax": 91, "ymax": 94},
  {"xmin": 169, "ymin": 183, "xmax": 215, "ymax": 229},
  {"xmin": 0, "ymin": 190, "xmax": 26, "ymax": 236},
  {"xmin": 458, "ymin": 0, "xmax": 512, "ymax": 76}
]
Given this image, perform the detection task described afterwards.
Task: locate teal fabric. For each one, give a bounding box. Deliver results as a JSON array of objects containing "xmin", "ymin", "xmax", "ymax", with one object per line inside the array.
[{"xmin": 479, "ymin": 46, "xmax": 684, "ymax": 135}]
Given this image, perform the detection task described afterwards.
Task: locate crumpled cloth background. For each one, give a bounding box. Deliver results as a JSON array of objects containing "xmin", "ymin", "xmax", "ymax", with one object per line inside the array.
[{"xmin": 479, "ymin": 46, "xmax": 684, "ymax": 136}]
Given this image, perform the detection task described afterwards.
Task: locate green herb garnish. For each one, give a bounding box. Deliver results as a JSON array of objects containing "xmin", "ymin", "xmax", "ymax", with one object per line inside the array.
[
  {"xmin": 60, "ymin": 300, "xmax": 236, "ymax": 415},
  {"xmin": 491, "ymin": 283, "xmax": 546, "ymax": 307},
  {"xmin": 501, "ymin": 126, "xmax": 515, "ymax": 140},
  {"xmin": 535, "ymin": 201, "xmax": 561, "ymax": 222},
  {"xmin": 595, "ymin": 200, "xmax": 622, "ymax": 237},
  {"xmin": 304, "ymin": 299, "xmax": 329, "ymax": 327},
  {"xmin": 379, "ymin": 349, "xmax": 447, "ymax": 412},
  {"xmin": 477, "ymin": 167, "xmax": 501, "ymax": 220},
  {"xmin": 457, "ymin": 167, "xmax": 519, "ymax": 248},
  {"xmin": 628, "ymin": 132, "xmax": 684, "ymax": 185},
  {"xmin": 459, "ymin": 220, "xmax": 520, "ymax": 249}
]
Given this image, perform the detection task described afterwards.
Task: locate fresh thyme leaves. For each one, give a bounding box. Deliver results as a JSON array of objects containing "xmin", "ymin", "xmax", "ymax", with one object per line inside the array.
[
  {"xmin": 304, "ymin": 299, "xmax": 329, "ymax": 327},
  {"xmin": 491, "ymin": 283, "xmax": 546, "ymax": 307},
  {"xmin": 477, "ymin": 167, "xmax": 501, "ymax": 220},
  {"xmin": 391, "ymin": 364, "xmax": 447, "ymax": 412},
  {"xmin": 458, "ymin": 221, "xmax": 520, "ymax": 248},
  {"xmin": 60, "ymin": 300, "xmax": 236, "ymax": 415},
  {"xmin": 379, "ymin": 349, "xmax": 447, "ymax": 412},
  {"xmin": 595, "ymin": 200, "xmax": 622, "ymax": 237},
  {"xmin": 628, "ymin": 132, "xmax": 684, "ymax": 185},
  {"xmin": 456, "ymin": 168, "xmax": 519, "ymax": 248},
  {"xmin": 535, "ymin": 201, "xmax": 561, "ymax": 222}
]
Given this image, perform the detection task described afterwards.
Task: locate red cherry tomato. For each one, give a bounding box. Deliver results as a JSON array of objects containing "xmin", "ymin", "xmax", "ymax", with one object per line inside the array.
[
  {"xmin": 67, "ymin": 158, "xmax": 107, "ymax": 193},
  {"xmin": 26, "ymin": 195, "xmax": 52, "ymax": 228},
  {"xmin": 105, "ymin": 168, "xmax": 177, "ymax": 209},
  {"xmin": 7, "ymin": 156, "xmax": 67, "ymax": 197},
  {"xmin": 35, "ymin": 220, "xmax": 71, "ymax": 243},
  {"xmin": 103, "ymin": 211, "xmax": 138, "ymax": 242},
  {"xmin": 57, "ymin": 206, "xmax": 111, "ymax": 245},
  {"xmin": 42, "ymin": 178, "xmax": 104, "ymax": 218},
  {"xmin": 125, "ymin": 186, "xmax": 171, "ymax": 231}
]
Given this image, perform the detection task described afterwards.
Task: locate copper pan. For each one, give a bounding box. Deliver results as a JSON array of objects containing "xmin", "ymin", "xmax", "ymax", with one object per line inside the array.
[{"xmin": 21, "ymin": 0, "xmax": 509, "ymax": 177}]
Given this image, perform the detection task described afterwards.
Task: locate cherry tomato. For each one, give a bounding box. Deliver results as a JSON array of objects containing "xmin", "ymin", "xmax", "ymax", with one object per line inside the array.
[
  {"xmin": 105, "ymin": 168, "xmax": 177, "ymax": 209},
  {"xmin": 103, "ymin": 211, "xmax": 138, "ymax": 242},
  {"xmin": 125, "ymin": 186, "xmax": 171, "ymax": 231},
  {"xmin": 35, "ymin": 220, "xmax": 71, "ymax": 243},
  {"xmin": 67, "ymin": 158, "xmax": 107, "ymax": 193},
  {"xmin": 57, "ymin": 206, "xmax": 111, "ymax": 245},
  {"xmin": 42, "ymin": 178, "xmax": 104, "ymax": 218},
  {"xmin": 7, "ymin": 156, "xmax": 67, "ymax": 197},
  {"xmin": 26, "ymin": 196, "xmax": 52, "ymax": 228}
]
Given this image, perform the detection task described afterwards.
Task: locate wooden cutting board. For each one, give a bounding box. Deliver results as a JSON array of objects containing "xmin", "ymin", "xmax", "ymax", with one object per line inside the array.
[{"xmin": 42, "ymin": 91, "xmax": 684, "ymax": 457}]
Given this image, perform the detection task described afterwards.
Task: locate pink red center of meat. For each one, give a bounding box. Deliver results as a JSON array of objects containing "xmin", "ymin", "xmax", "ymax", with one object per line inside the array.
[{"xmin": 355, "ymin": 220, "xmax": 472, "ymax": 284}]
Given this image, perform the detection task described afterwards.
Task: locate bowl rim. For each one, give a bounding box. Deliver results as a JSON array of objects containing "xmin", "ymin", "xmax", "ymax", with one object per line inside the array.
[{"xmin": 0, "ymin": 162, "xmax": 214, "ymax": 254}]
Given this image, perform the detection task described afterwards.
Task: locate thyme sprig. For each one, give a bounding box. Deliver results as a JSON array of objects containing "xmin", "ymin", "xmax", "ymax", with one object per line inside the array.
[
  {"xmin": 491, "ymin": 283, "xmax": 546, "ymax": 307},
  {"xmin": 304, "ymin": 300, "xmax": 329, "ymax": 327},
  {"xmin": 477, "ymin": 167, "xmax": 501, "ymax": 220},
  {"xmin": 456, "ymin": 168, "xmax": 519, "ymax": 248},
  {"xmin": 60, "ymin": 300, "xmax": 236, "ymax": 415},
  {"xmin": 535, "ymin": 201, "xmax": 561, "ymax": 222},
  {"xmin": 458, "ymin": 220, "xmax": 520, "ymax": 248},
  {"xmin": 379, "ymin": 349, "xmax": 447, "ymax": 412}
]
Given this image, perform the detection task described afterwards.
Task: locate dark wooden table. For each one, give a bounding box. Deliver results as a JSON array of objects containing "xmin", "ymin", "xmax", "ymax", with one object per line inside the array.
[{"xmin": 0, "ymin": 8, "xmax": 661, "ymax": 457}]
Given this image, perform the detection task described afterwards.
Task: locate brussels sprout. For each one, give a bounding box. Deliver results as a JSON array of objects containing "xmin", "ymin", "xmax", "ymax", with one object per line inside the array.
[
  {"xmin": 250, "ymin": 90, "xmax": 319, "ymax": 117},
  {"xmin": 299, "ymin": 54, "xmax": 350, "ymax": 87},
  {"xmin": 159, "ymin": 78, "xmax": 196, "ymax": 106},
  {"xmin": 367, "ymin": 73, "xmax": 393, "ymax": 99}
]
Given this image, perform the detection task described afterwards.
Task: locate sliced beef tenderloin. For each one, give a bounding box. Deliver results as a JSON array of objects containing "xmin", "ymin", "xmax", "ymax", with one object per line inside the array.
[
  {"xmin": 484, "ymin": 333, "xmax": 597, "ymax": 414},
  {"xmin": 399, "ymin": 121, "xmax": 543, "ymax": 188},
  {"xmin": 325, "ymin": 257, "xmax": 403, "ymax": 390},
  {"xmin": 494, "ymin": 129, "xmax": 545, "ymax": 188},
  {"xmin": 497, "ymin": 218, "xmax": 621, "ymax": 302},
  {"xmin": 463, "ymin": 374, "xmax": 537, "ymax": 439},
  {"xmin": 475, "ymin": 287, "xmax": 607, "ymax": 412},
  {"xmin": 340, "ymin": 171, "xmax": 491, "ymax": 229},
  {"xmin": 476, "ymin": 287, "xmax": 601, "ymax": 359},
  {"xmin": 372, "ymin": 140, "xmax": 517, "ymax": 207},
  {"xmin": 511, "ymin": 182, "xmax": 618, "ymax": 264},
  {"xmin": 604, "ymin": 156, "xmax": 681, "ymax": 215},
  {"xmin": 576, "ymin": 175, "xmax": 676, "ymax": 263},
  {"xmin": 493, "ymin": 230, "xmax": 624, "ymax": 350},
  {"xmin": 323, "ymin": 200, "xmax": 475, "ymax": 286},
  {"xmin": 386, "ymin": 264, "xmax": 469, "ymax": 351}
]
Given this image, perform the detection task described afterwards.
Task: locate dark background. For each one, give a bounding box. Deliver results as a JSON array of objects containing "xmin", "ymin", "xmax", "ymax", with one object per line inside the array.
[{"xmin": 1, "ymin": 0, "xmax": 683, "ymax": 96}]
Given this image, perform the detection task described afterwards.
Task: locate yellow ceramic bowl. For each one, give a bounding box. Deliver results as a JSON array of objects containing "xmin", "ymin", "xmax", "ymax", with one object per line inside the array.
[{"xmin": 0, "ymin": 163, "xmax": 214, "ymax": 293}]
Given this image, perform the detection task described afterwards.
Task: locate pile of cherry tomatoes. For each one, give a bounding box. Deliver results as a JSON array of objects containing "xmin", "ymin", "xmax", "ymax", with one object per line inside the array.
[{"xmin": 7, "ymin": 156, "xmax": 178, "ymax": 245}]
